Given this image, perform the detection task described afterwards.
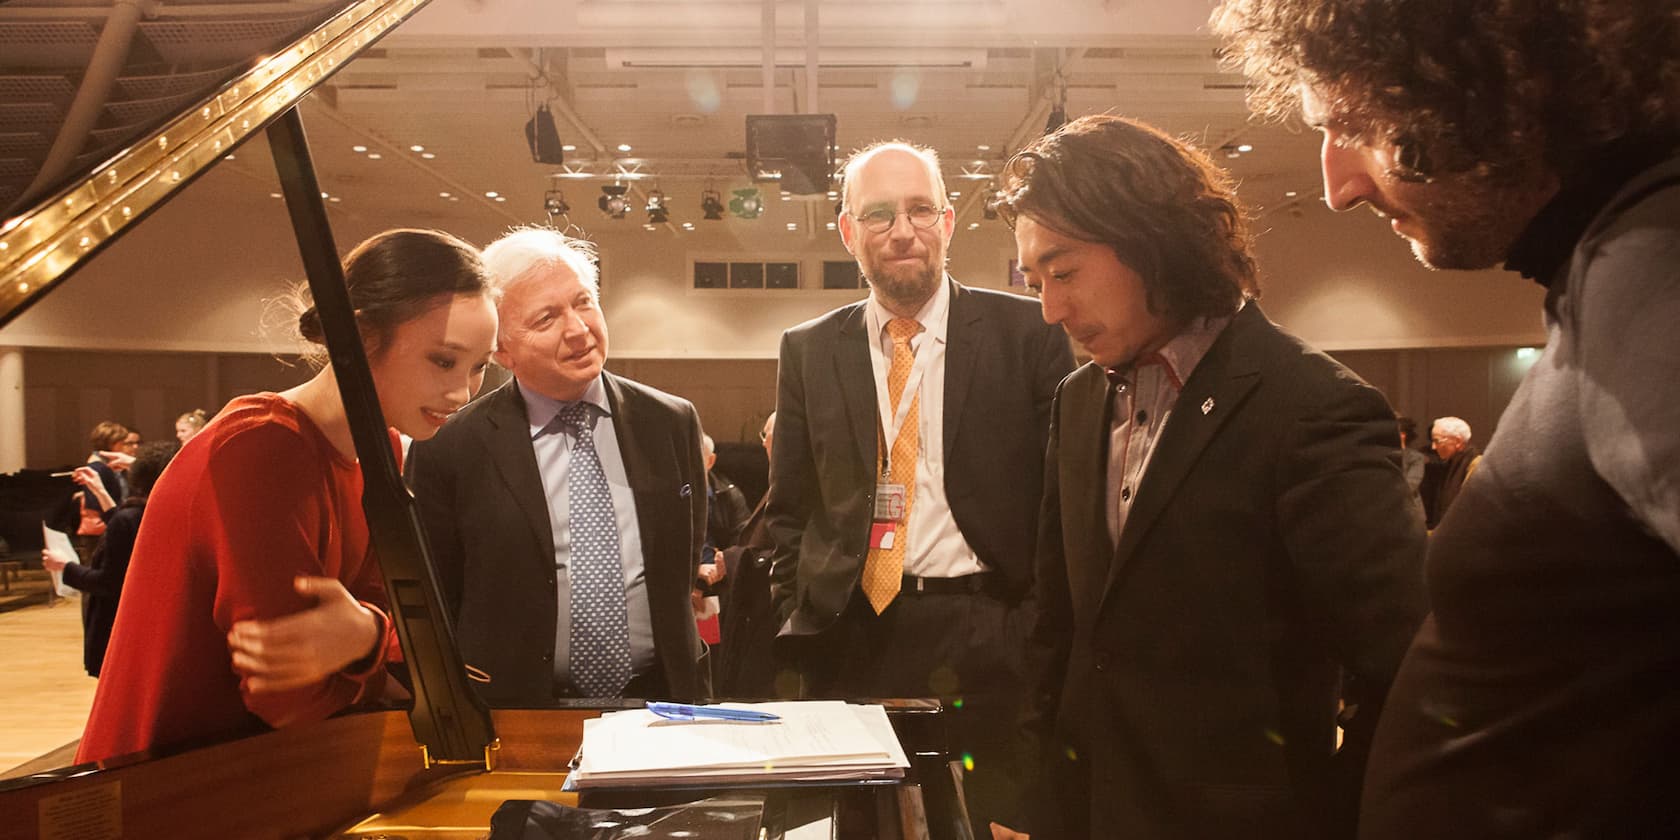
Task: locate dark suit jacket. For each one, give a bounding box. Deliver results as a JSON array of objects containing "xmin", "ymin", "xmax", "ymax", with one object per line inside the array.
[
  {"xmin": 1026, "ymin": 304, "xmax": 1428, "ymax": 839},
  {"xmin": 718, "ymin": 496, "xmax": 779, "ymax": 698},
  {"xmin": 63, "ymin": 500, "xmax": 143, "ymax": 676},
  {"xmin": 408, "ymin": 373, "xmax": 708, "ymax": 704},
  {"xmin": 766, "ymin": 279, "xmax": 1074, "ymax": 635}
]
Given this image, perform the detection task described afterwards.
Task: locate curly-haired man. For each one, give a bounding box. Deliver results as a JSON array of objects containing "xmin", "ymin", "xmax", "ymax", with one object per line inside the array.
[{"xmin": 1214, "ymin": 1, "xmax": 1680, "ymax": 836}]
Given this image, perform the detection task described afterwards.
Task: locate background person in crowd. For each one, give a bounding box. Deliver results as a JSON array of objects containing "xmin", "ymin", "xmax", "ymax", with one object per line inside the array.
[
  {"xmin": 1425, "ymin": 415, "xmax": 1478, "ymax": 527},
  {"xmin": 702, "ymin": 432, "xmax": 752, "ymax": 553},
  {"xmin": 1395, "ymin": 416, "xmax": 1426, "ymax": 496},
  {"xmin": 42, "ymin": 440, "xmax": 180, "ymax": 677},
  {"xmin": 997, "ymin": 114, "xmax": 1427, "ymax": 839},
  {"xmin": 693, "ymin": 432, "xmax": 751, "ymax": 666},
  {"xmin": 176, "ymin": 408, "xmax": 210, "ymax": 443},
  {"xmin": 72, "ymin": 421, "xmax": 130, "ymax": 558},
  {"xmin": 1213, "ymin": 1, "xmax": 1680, "ymax": 835},
  {"xmin": 409, "ymin": 226, "xmax": 709, "ymax": 705},
  {"xmin": 717, "ymin": 412, "xmax": 784, "ymax": 698},
  {"xmin": 76, "ymin": 228, "xmax": 497, "ymax": 763},
  {"xmin": 766, "ymin": 140, "xmax": 1074, "ymax": 833}
]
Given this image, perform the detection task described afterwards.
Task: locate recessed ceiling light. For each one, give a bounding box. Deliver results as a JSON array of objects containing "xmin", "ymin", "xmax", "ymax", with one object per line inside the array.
[
  {"xmin": 1237, "ymin": 143, "xmax": 1254, "ymax": 153},
  {"xmin": 977, "ymin": 144, "xmax": 991, "ymax": 151},
  {"xmin": 562, "ymin": 144, "xmax": 577, "ymax": 152},
  {"xmin": 223, "ymin": 154, "xmax": 235, "ymax": 161},
  {"xmin": 1285, "ymin": 190, "xmax": 1298, "ymax": 198},
  {"xmin": 439, "ymin": 191, "xmax": 452, "ymax": 198},
  {"xmin": 494, "ymin": 196, "xmax": 507, "ymax": 203},
  {"xmin": 949, "ymin": 191, "xmax": 960, "ymax": 198},
  {"xmin": 825, "ymin": 221, "xmax": 836, "ymax": 230},
  {"xmin": 269, "ymin": 192, "xmax": 282, "ymax": 199},
  {"xmin": 320, "ymin": 191, "xmax": 328, "ymax": 198},
  {"xmin": 420, "ymin": 152, "xmax": 435, "ymax": 160},
  {"xmin": 967, "ymin": 222, "xmax": 979, "ymax": 230},
  {"xmin": 827, "ymin": 190, "xmax": 838, "ymax": 198},
  {"xmin": 328, "ymin": 196, "xmax": 342, "ymax": 203},
  {"xmin": 485, "ymin": 191, "xmax": 499, "ymax": 198},
  {"xmin": 617, "ymin": 143, "xmax": 632, "ymax": 152},
  {"xmin": 681, "ymin": 222, "xmax": 694, "ymax": 229},
  {"xmin": 366, "ymin": 152, "xmax": 382, "ymax": 160},
  {"xmin": 786, "ymin": 222, "xmax": 798, "ymax": 230},
  {"xmin": 643, "ymin": 223, "xmax": 656, "ymax": 231},
  {"xmin": 352, "ymin": 145, "xmax": 367, "ymax": 153},
  {"xmin": 409, "ymin": 145, "xmax": 424, "ymax": 152}
]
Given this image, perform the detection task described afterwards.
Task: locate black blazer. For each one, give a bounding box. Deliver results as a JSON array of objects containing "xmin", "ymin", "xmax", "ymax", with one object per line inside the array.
[
  {"xmin": 1026, "ymin": 304, "xmax": 1428, "ymax": 839},
  {"xmin": 63, "ymin": 501, "xmax": 143, "ymax": 676},
  {"xmin": 766, "ymin": 279, "xmax": 1074, "ymax": 635},
  {"xmin": 408, "ymin": 373, "xmax": 708, "ymax": 704}
]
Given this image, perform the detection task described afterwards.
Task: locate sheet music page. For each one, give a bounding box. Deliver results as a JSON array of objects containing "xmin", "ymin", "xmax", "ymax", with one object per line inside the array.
[
  {"xmin": 41, "ymin": 524, "xmax": 79, "ymax": 598},
  {"xmin": 576, "ymin": 701, "xmax": 905, "ymax": 777}
]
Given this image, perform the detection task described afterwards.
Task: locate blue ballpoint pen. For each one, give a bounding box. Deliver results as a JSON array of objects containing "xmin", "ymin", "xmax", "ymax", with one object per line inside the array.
[{"xmin": 646, "ymin": 701, "xmax": 781, "ymax": 722}]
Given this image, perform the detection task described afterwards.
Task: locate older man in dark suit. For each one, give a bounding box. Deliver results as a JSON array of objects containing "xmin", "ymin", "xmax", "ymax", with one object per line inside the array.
[
  {"xmin": 409, "ymin": 227, "xmax": 707, "ymax": 705},
  {"xmin": 998, "ymin": 116, "xmax": 1427, "ymax": 839},
  {"xmin": 766, "ymin": 140, "xmax": 1074, "ymax": 833}
]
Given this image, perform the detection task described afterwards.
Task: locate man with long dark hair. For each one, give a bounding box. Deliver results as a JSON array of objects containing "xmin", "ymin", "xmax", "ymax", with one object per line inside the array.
[
  {"xmin": 1213, "ymin": 1, "xmax": 1680, "ymax": 835},
  {"xmin": 997, "ymin": 115, "xmax": 1426, "ymax": 839}
]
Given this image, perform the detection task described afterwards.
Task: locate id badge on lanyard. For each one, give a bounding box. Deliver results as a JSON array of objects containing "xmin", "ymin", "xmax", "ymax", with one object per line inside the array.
[{"xmin": 868, "ymin": 322, "xmax": 937, "ymax": 552}]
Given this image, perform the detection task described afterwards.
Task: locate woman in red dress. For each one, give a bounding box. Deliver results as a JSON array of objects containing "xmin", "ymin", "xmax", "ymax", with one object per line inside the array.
[{"xmin": 77, "ymin": 228, "xmax": 498, "ymax": 764}]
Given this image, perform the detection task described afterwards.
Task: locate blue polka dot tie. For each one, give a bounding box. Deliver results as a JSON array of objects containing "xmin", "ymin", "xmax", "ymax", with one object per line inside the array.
[{"xmin": 559, "ymin": 402, "xmax": 632, "ymax": 697}]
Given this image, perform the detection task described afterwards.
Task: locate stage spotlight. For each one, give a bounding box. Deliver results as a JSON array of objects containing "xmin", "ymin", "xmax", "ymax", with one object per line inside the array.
[
  {"xmin": 729, "ymin": 188, "xmax": 763, "ymax": 220},
  {"xmin": 646, "ymin": 189, "xmax": 669, "ymax": 224},
  {"xmin": 700, "ymin": 189, "xmax": 725, "ymax": 220},
  {"xmin": 598, "ymin": 184, "xmax": 629, "ymax": 219},
  {"xmin": 543, "ymin": 188, "xmax": 569, "ymax": 220}
]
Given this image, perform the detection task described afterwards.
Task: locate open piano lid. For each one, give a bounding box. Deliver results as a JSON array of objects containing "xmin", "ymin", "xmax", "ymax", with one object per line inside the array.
[{"xmin": 0, "ymin": 0, "xmax": 497, "ymax": 768}]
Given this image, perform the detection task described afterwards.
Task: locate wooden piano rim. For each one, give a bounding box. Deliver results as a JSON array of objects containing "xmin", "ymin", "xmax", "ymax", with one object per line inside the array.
[
  {"xmin": 0, "ymin": 703, "xmax": 946, "ymax": 840},
  {"xmin": 0, "ymin": 707, "xmax": 586, "ymax": 840}
]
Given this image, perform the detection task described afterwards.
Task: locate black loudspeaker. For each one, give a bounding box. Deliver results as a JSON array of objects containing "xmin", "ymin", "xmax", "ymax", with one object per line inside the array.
[
  {"xmin": 745, "ymin": 114, "xmax": 837, "ymax": 195},
  {"xmin": 525, "ymin": 104, "xmax": 565, "ymax": 165}
]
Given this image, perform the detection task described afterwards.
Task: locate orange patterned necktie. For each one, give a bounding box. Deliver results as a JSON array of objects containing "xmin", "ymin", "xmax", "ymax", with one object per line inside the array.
[{"xmin": 862, "ymin": 317, "xmax": 924, "ymax": 613}]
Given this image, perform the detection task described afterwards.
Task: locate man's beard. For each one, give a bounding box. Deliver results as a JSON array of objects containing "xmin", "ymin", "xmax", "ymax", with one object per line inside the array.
[
  {"xmin": 863, "ymin": 255, "xmax": 942, "ymax": 311},
  {"xmin": 1399, "ymin": 169, "xmax": 1558, "ymax": 271}
]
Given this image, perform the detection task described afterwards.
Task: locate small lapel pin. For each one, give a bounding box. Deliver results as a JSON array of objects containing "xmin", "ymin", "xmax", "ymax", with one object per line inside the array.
[
  {"xmin": 1201, "ymin": 397, "xmax": 1215, "ymax": 415},
  {"xmin": 679, "ymin": 483, "xmax": 693, "ymax": 498}
]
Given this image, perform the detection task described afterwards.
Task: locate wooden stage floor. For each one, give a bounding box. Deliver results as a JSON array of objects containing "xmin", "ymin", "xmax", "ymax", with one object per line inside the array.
[{"xmin": 0, "ymin": 584, "xmax": 94, "ymax": 777}]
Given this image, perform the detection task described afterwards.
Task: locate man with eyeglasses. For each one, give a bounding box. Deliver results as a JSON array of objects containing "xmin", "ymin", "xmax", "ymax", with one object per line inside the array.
[{"xmin": 765, "ymin": 140, "xmax": 1074, "ymax": 834}]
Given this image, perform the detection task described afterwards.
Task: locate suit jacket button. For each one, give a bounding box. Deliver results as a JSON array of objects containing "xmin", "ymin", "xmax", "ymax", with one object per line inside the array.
[{"xmin": 541, "ymin": 652, "xmax": 553, "ymax": 663}]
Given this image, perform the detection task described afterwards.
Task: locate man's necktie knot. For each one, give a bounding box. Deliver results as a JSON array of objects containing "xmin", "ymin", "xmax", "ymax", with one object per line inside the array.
[{"xmin": 887, "ymin": 317, "xmax": 923, "ymax": 348}]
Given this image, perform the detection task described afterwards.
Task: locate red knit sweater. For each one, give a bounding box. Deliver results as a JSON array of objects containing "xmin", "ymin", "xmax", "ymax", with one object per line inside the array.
[{"xmin": 77, "ymin": 394, "xmax": 396, "ymax": 764}]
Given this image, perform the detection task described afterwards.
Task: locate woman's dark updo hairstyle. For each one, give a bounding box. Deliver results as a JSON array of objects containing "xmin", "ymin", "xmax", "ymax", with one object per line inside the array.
[
  {"xmin": 124, "ymin": 441, "xmax": 179, "ymax": 505},
  {"xmin": 296, "ymin": 228, "xmax": 490, "ymax": 359}
]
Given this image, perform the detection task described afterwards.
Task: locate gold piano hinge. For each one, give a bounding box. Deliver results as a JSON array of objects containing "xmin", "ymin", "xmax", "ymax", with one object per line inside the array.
[{"xmin": 419, "ymin": 738, "xmax": 500, "ymax": 771}]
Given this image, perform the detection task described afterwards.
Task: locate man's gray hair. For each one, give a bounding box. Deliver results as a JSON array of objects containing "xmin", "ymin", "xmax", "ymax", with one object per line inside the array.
[
  {"xmin": 701, "ymin": 433, "xmax": 715, "ymax": 458},
  {"xmin": 1432, "ymin": 416, "xmax": 1472, "ymax": 443},
  {"xmin": 481, "ymin": 226, "xmax": 600, "ymax": 301},
  {"xmin": 838, "ymin": 140, "xmax": 948, "ymax": 216}
]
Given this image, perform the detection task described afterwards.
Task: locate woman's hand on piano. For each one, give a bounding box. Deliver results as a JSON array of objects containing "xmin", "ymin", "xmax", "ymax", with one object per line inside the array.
[{"xmin": 227, "ymin": 576, "xmax": 381, "ymax": 693}]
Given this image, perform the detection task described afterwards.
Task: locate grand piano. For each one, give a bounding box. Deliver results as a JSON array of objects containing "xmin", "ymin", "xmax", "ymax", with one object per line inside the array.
[{"xmin": 0, "ymin": 1, "xmax": 966, "ymax": 835}]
